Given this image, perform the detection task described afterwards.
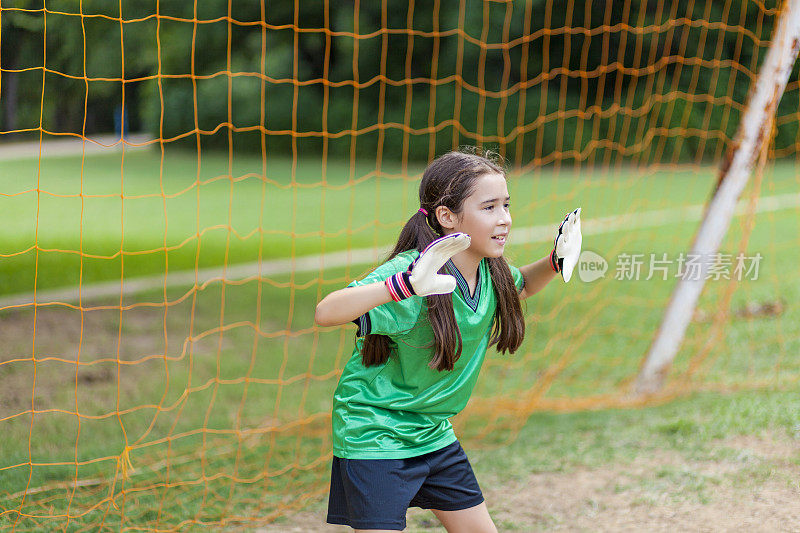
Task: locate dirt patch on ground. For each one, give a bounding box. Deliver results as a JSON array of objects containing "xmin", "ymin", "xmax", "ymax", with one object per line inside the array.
[
  {"xmin": 479, "ymin": 433, "xmax": 799, "ymax": 532},
  {"xmin": 0, "ymin": 301, "xmax": 206, "ymax": 417},
  {"xmin": 257, "ymin": 432, "xmax": 800, "ymax": 532}
]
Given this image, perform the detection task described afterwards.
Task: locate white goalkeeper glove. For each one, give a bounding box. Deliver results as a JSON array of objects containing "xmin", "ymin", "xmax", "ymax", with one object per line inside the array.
[
  {"xmin": 385, "ymin": 233, "xmax": 471, "ymax": 301},
  {"xmin": 549, "ymin": 208, "xmax": 582, "ymax": 283}
]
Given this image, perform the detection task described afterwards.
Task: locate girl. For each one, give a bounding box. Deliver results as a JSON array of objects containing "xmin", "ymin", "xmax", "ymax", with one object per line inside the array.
[{"xmin": 315, "ymin": 150, "xmax": 581, "ymax": 532}]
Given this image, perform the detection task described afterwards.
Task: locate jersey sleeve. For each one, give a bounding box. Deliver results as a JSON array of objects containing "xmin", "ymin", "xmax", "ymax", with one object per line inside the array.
[
  {"xmin": 347, "ymin": 250, "xmax": 424, "ymax": 337},
  {"xmin": 508, "ymin": 262, "xmax": 525, "ymax": 293}
]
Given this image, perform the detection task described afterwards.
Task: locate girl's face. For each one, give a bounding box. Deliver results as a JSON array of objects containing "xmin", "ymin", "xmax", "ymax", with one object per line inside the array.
[{"xmin": 442, "ymin": 171, "xmax": 512, "ymax": 259}]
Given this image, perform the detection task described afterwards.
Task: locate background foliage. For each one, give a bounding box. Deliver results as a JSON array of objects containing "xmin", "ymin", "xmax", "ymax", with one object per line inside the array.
[{"xmin": 2, "ymin": 0, "xmax": 793, "ymax": 162}]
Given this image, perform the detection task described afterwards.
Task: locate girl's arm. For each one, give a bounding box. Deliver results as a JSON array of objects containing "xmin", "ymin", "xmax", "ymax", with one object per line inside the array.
[
  {"xmin": 518, "ymin": 254, "xmax": 558, "ymax": 300},
  {"xmin": 518, "ymin": 207, "xmax": 582, "ymax": 300},
  {"xmin": 314, "ymin": 282, "xmax": 393, "ymax": 327},
  {"xmin": 315, "ymin": 232, "xmax": 472, "ymax": 328}
]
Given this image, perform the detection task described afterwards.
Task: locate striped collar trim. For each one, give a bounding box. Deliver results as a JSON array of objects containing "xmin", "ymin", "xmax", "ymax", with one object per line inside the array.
[{"xmin": 445, "ymin": 259, "xmax": 481, "ymax": 312}]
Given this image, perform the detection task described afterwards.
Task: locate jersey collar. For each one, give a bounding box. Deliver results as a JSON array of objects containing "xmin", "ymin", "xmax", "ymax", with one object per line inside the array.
[{"xmin": 445, "ymin": 258, "xmax": 482, "ymax": 312}]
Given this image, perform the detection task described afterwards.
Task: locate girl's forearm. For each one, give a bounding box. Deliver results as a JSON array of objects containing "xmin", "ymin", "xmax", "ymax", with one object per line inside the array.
[
  {"xmin": 315, "ymin": 281, "xmax": 394, "ymax": 327},
  {"xmin": 519, "ymin": 254, "xmax": 558, "ymax": 299}
]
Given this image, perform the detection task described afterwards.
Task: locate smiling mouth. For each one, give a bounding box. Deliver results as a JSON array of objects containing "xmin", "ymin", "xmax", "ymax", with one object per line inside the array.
[{"xmin": 491, "ymin": 235, "xmax": 507, "ymax": 244}]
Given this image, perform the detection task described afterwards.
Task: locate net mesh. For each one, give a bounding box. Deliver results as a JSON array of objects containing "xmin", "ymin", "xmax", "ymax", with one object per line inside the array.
[{"xmin": 0, "ymin": 0, "xmax": 798, "ymax": 529}]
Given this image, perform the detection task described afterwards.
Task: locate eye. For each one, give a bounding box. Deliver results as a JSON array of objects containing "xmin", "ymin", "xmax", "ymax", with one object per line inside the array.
[
  {"xmin": 484, "ymin": 205, "xmax": 494, "ymax": 211},
  {"xmin": 504, "ymin": 203, "xmax": 510, "ymax": 209}
]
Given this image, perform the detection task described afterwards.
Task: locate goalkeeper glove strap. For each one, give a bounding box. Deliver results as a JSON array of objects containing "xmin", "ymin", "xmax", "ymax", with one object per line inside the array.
[
  {"xmin": 549, "ymin": 249, "xmax": 561, "ymax": 273},
  {"xmin": 385, "ymin": 270, "xmax": 416, "ymax": 302}
]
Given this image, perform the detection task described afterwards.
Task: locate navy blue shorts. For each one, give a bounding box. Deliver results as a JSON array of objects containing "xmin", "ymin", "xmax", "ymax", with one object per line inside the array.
[{"xmin": 326, "ymin": 440, "xmax": 484, "ymax": 530}]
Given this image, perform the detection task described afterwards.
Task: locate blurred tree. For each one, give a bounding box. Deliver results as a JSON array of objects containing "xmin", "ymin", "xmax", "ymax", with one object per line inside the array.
[
  {"xmin": 1, "ymin": 2, "xmax": 44, "ymax": 134},
  {"xmin": 1, "ymin": 0, "xmax": 792, "ymax": 164}
]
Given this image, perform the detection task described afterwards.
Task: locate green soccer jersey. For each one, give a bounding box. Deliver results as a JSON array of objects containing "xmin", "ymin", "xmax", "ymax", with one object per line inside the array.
[{"xmin": 331, "ymin": 249, "xmax": 525, "ymax": 459}]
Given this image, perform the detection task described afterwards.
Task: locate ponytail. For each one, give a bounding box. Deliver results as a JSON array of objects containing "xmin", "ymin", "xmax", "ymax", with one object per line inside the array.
[
  {"xmin": 487, "ymin": 257, "xmax": 525, "ymax": 353},
  {"xmin": 359, "ymin": 208, "xmax": 463, "ymax": 369}
]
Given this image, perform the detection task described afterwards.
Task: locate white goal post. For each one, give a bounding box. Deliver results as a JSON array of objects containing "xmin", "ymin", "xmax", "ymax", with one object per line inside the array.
[{"xmin": 635, "ymin": 0, "xmax": 800, "ymax": 395}]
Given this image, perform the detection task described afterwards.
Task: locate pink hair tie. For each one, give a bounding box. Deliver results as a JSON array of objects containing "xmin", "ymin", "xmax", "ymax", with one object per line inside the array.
[{"xmin": 418, "ymin": 208, "xmax": 428, "ymax": 216}]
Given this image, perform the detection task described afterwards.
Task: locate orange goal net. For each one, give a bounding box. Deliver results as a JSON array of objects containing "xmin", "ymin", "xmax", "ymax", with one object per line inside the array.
[{"xmin": 1, "ymin": 0, "xmax": 798, "ymax": 529}]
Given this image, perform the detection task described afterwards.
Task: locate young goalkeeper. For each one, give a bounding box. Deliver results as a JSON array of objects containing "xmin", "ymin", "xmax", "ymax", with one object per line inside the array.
[{"xmin": 315, "ymin": 149, "xmax": 582, "ymax": 532}]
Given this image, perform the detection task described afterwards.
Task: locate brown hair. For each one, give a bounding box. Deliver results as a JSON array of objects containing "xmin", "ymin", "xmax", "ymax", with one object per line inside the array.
[{"xmin": 359, "ymin": 148, "xmax": 526, "ymax": 371}]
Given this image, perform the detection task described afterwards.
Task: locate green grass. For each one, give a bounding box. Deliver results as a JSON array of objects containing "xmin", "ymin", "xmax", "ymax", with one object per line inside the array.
[
  {"xmin": 0, "ymin": 148, "xmax": 798, "ymax": 530},
  {"xmin": 2, "ymin": 147, "xmax": 798, "ymax": 295}
]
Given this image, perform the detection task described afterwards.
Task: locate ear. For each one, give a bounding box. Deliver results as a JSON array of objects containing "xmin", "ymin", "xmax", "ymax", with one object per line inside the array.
[{"xmin": 435, "ymin": 205, "xmax": 458, "ymax": 231}]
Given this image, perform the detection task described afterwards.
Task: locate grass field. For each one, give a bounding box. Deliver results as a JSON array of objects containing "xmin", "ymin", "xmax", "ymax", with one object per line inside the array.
[
  {"xmin": 2, "ymin": 148, "xmax": 798, "ymax": 295},
  {"xmin": 0, "ymin": 147, "xmax": 798, "ymax": 530}
]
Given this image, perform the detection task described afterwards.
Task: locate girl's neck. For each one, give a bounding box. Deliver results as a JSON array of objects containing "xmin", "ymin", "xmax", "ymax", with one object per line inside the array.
[{"xmin": 448, "ymin": 250, "xmax": 482, "ymax": 283}]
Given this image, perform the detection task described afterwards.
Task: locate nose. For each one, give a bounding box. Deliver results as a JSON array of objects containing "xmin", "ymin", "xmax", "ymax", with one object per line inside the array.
[{"xmin": 500, "ymin": 208, "xmax": 512, "ymax": 227}]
